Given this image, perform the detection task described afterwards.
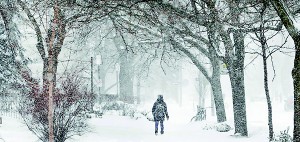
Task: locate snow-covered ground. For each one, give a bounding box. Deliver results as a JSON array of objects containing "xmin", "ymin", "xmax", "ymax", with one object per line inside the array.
[{"xmin": 0, "ymin": 101, "xmax": 293, "ymax": 142}]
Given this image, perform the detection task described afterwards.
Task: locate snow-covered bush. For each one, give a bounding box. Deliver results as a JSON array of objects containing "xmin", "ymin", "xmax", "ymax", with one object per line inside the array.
[
  {"xmin": 140, "ymin": 110, "xmax": 154, "ymax": 121},
  {"xmin": 202, "ymin": 122, "xmax": 232, "ymax": 132},
  {"xmin": 202, "ymin": 123, "xmax": 215, "ymax": 130},
  {"xmin": 19, "ymin": 73, "xmax": 95, "ymax": 142},
  {"xmin": 100, "ymin": 101, "xmax": 135, "ymax": 118},
  {"xmin": 99, "ymin": 101, "xmax": 150, "ymax": 120},
  {"xmin": 141, "ymin": 111, "xmax": 154, "ymax": 121},
  {"xmin": 101, "ymin": 101, "xmax": 125, "ymax": 112},
  {"xmin": 215, "ymin": 123, "xmax": 231, "ymax": 132},
  {"xmin": 191, "ymin": 106, "xmax": 206, "ymax": 122},
  {"xmin": 272, "ymin": 128, "xmax": 293, "ymax": 142},
  {"xmin": 121, "ymin": 103, "xmax": 136, "ymax": 118}
]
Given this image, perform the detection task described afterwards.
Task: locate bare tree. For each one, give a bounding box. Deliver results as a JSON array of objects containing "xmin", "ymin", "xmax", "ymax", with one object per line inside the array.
[
  {"xmin": 254, "ymin": 2, "xmax": 275, "ymax": 140},
  {"xmin": 17, "ymin": 1, "xmax": 133, "ymax": 140},
  {"xmin": 19, "ymin": 70, "xmax": 94, "ymax": 142},
  {"xmin": 109, "ymin": 0, "xmax": 228, "ymax": 122}
]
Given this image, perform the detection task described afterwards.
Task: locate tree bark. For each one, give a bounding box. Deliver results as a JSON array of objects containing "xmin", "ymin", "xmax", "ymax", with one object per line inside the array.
[
  {"xmin": 211, "ymin": 63, "xmax": 226, "ymax": 122},
  {"xmin": 231, "ymin": 30, "xmax": 248, "ymax": 136},
  {"xmin": 198, "ymin": 72, "xmax": 207, "ymax": 108},
  {"xmin": 215, "ymin": 1, "xmax": 248, "ymax": 136},
  {"xmin": 258, "ymin": 4, "xmax": 274, "ymax": 140},
  {"xmin": 137, "ymin": 77, "xmax": 141, "ymax": 104},
  {"xmin": 269, "ymin": 0, "xmax": 300, "ymax": 140},
  {"xmin": 262, "ymin": 39, "xmax": 274, "ymax": 141},
  {"xmin": 222, "ymin": 27, "xmax": 248, "ymax": 136},
  {"xmin": 119, "ymin": 51, "xmax": 134, "ymax": 104},
  {"xmin": 18, "ymin": 1, "xmax": 67, "ymax": 141},
  {"xmin": 207, "ymin": 16, "xmax": 226, "ymax": 122},
  {"xmin": 294, "ymin": 40, "xmax": 300, "ymax": 141}
]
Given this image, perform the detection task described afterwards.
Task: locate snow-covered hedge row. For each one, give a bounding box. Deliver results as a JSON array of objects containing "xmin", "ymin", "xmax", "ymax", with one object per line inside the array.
[
  {"xmin": 93, "ymin": 101, "xmax": 151, "ymax": 120},
  {"xmin": 202, "ymin": 122, "xmax": 232, "ymax": 132}
]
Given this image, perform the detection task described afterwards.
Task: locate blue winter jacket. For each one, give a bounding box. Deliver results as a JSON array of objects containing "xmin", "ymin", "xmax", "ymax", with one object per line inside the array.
[{"xmin": 152, "ymin": 98, "xmax": 169, "ymax": 121}]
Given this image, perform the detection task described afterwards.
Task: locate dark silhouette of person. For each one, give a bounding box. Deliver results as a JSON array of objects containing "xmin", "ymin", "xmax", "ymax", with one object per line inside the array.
[{"xmin": 152, "ymin": 94, "xmax": 169, "ymax": 135}]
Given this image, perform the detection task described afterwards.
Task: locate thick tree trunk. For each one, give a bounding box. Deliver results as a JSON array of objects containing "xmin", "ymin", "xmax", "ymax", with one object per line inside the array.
[
  {"xmin": 269, "ymin": 0, "xmax": 300, "ymax": 140},
  {"xmin": 119, "ymin": 51, "xmax": 134, "ymax": 104},
  {"xmin": 198, "ymin": 72, "xmax": 207, "ymax": 108},
  {"xmin": 137, "ymin": 77, "xmax": 141, "ymax": 104},
  {"xmin": 47, "ymin": 20, "xmax": 55, "ymax": 142},
  {"xmin": 206, "ymin": 18, "xmax": 226, "ymax": 122},
  {"xmin": 221, "ymin": 1, "xmax": 248, "ymax": 135},
  {"xmin": 211, "ymin": 65, "xmax": 226, "ymax": 122},
  {"xmin": 98, "ymin": 65, "xmax": 105, "ymax": 95},
  {"xmin": 293, "ymin": 40, "xmax": 300, "ymax": 141},
  {"xmin": 228, "ymin": 65, "xmax": 247, "ymax": 136},
  {"xmin": 226, "ymin": 29, "xmax": 248, "ymax": 136}
]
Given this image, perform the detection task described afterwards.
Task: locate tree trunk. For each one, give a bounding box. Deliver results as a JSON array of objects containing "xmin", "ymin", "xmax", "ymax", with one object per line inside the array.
[
  {"xmin": 258, "ymin": 5, "xmax": 274, "ymax": 140},
  {"xmin": 46, "ymin": 4, "xmax": 64, "ymax": 141},
  {"xmin": 262, "ymin": 41, "xmax": 274, "ymax": 141},
  {"xmin": 137, "ymin": 77, "xmax": 141, "ymax": 104},
  {"xmin": 269, "ymin": 0, "xmax": 300, "ymax": 140},
  {"xmin": 211, "ymin": 65, "xmax": 226, "ymax": 122},
  {"xmin": 209, "ymin": 44, "xmax": 226, "ymax": 122},
  {"xmin": 97, "ymin": 65, "xmax": 101, "ymax": 96},
  {"xmin": 224, "ymin": 1, "xmax": 248, "ymax": 135},
  {"xmin": 293, "ymin": 40, "xmax": 300, "ymax": 141},
  {"xmin": 205, "ymin": 1, "xmax": 227, "ymax": 122},
  {"xmin": 207, "ymin": 21, "xmax": 226, "ymax": 122},
  {"xmin": 198, "ymin": 72, "xmax": 207, "ymax": 108},
  {"xmin": 119, "ymin": 51, "xmax": 134, "ymax": 104},
  {"xmin": 228, "ymin": 64, "xmax": 247, "ymax": 136},
  {"xmin": 47, "ymin": 18, "xmax": 56, "ymax": 142},
  {"xmin": 225, "ymin": 29, "xmax": 248, "ymax": 136}
]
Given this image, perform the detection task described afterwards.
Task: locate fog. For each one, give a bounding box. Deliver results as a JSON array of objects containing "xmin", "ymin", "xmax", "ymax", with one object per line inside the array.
[{"xmin": 21, "ymin": 27, "xmax": 295, "ymax": 110}]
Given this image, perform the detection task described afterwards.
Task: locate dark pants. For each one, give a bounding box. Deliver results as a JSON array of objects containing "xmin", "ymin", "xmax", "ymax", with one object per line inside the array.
[{"xmin": 155, "ymin": 121, "xmax": 164, "ymax": 133}]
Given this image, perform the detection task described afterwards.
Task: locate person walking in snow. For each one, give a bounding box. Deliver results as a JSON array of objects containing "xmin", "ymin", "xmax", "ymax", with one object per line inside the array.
[{"xmin": 152, "ymin": 94, "xmax": 169, "ymax": 135}]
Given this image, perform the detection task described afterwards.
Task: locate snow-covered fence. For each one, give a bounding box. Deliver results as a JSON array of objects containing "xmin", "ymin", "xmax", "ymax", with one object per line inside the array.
[{"xmin": 0, "ymin": 93, "xmax": 21, "ymax": 119}]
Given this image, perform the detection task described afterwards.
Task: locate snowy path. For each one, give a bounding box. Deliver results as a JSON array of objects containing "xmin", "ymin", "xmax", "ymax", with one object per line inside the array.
[
  {"xmin": 71, "ymin": 116, "xmax": 245, "ymax": 142},
  {"xmin": 0, "ymin": 115, "xmax": 274, "ymax": 142},
  {"xmin": 69, "ymin": 115, "xmax": 270, "ymax": 142},
  {"xmin": 0, "ymin": 102, "xmax": 293, "ymax": 142}
]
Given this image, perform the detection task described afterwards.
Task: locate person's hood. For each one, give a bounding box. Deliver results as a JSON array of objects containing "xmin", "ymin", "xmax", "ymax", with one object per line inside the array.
[{"xmin": 157, "ymin": 95, "xmax": 164, "ymax": 102}]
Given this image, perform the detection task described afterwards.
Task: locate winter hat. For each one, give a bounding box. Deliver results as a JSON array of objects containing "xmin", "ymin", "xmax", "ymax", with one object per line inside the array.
[{"xmin": 157, "ymin": 94, "xmax": 163, "ymax": 101}]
